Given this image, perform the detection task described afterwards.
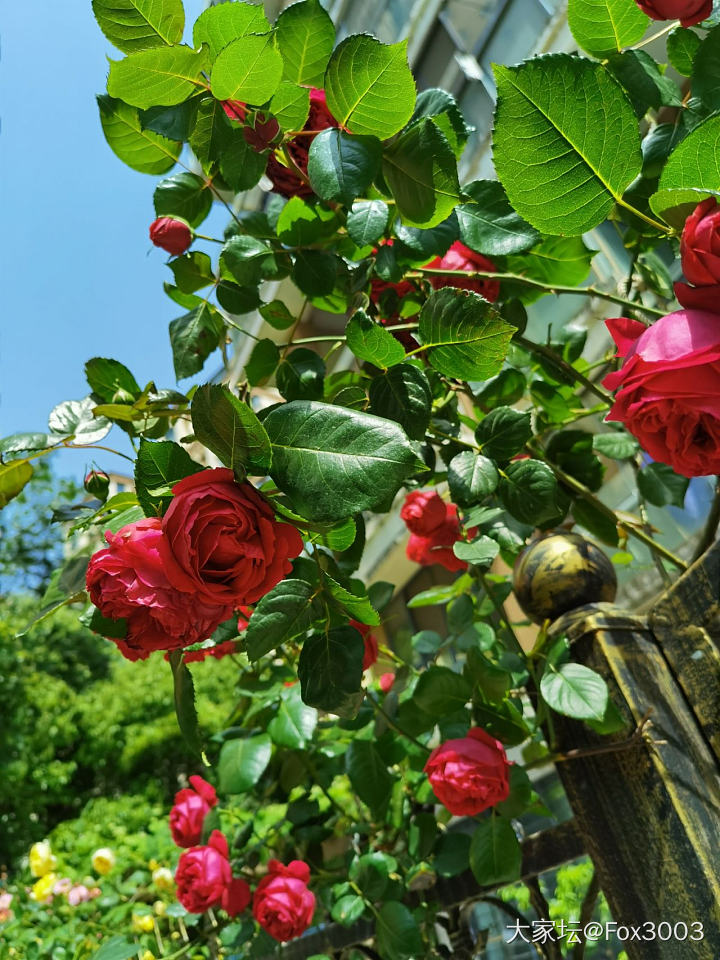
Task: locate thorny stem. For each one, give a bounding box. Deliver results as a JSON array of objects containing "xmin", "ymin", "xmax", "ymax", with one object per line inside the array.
[
  {"xmin": 515, "ymin": 335, "xmax": 613, "ymax": 405},
  {"xmin": 366, "ymin": 690, "xmax": 431, "ymax": 753},
  {"xmin": 629, "ymin": 20, "xmax": 678, "ymax": 49},
  {"xmin": 524, "ymin": 709, "xmax": 654, "ymax": 770}
]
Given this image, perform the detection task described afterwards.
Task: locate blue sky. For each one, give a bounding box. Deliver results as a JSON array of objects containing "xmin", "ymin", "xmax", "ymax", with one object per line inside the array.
[{"xmin": 0, "ymin": 0, "xmax": 220, "ymax": 479}]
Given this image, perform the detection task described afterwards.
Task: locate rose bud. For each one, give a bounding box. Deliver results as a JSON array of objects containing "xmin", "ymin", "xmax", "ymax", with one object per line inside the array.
[
  {"xmin": 149, "ymin": 217, "xmax": 192, "ymax": 256},
  {"xmin": 84, "ymin": 468, "xmax": 110, "ymax": 501},
  {"xmin": 424, "ymin": 728, "xmax": 511, "ymax": 816},
  {"xmin": 222, "ymin": 100, "xmax": 248, "ymax": 123},
  {"xmin": 634, "ymin": 0, "xmax": 711, "ymax": 27},
  {"xmin": 379, "ymin": 672, "xmax": 395, "ymax": 693}
]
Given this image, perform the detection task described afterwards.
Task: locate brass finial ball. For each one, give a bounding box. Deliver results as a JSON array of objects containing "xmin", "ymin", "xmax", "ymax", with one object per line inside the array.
[{"xmin": 512, "ymin": 532, "xmax": 617, "ymax": 624}]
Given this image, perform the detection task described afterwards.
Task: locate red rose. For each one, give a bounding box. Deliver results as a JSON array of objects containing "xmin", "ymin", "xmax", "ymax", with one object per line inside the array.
[
  {"xmin": 222, "ymin": 100, "xmax": 248, "ymax": 123},
  {"xmin": 175, "ymin": 831, "xmax": 250, "ymax": 917},
  {"xmin": 350, "ymin": 620, "xmax": 379, "ymax": 670},
  {"xmin": 406, "ymin": 503, "xmax": 471, "ymax": 573},
  {"xmin": 86, "ymin": 518, "xmax": 230, "ymax": 660},
  {"xmin": 425, "ymin": 241, "xmax": 500, "ymax": 303},
  {"xmin": 161, "ymin": 468, "xmax": 303, "ymax": 607},
  {"xmin": 253, "ymin": 860, "xmax": 315, "ymax": 943},
  {"xmin": 603, "ymin": 311, "xmax": 720, "ymax": 477},
  {"xmin": 424, "ymin": 728, "xmax": 511, "ymax": 816},
  {"xmin": 266, "ymin": 88, "xmax": 338, "ymax": 198},
  {"xmin": 379, "ymin": 672, "xmax": 395, "ymax": 693},
  {"xmin": 675, "ymin": 198, "xmax": 720, "ymax": 312},
  {"xmin": 400, "ymin": 490, "xmax": 447, "ymax": 536},
  {"xmin": 169, "ymin": 776, "xmax": 218, "ymax": 848},
  {"xmin": 149, "ymin": 217, "xmax": 192, "ymax": 256},
  {"xmin": 634, "ymin": 0, "xmax": 711, "ymax": 26}
]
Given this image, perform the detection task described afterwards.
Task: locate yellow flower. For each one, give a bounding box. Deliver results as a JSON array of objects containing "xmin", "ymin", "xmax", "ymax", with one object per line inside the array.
[
  {"xmin": 30, "ymin": 873, "xmax": 58, "ymax": 903},
  {"xmin": 29, "ymin": 841, "xmax": 57, "ymax": 878},
  {"xmin": 148, "ymin": 858, "xmax": 160, "ymax": 871},
  {"xmin": 132, "ymin": 913, "xmax": 155, "ymax": 934},
  {"xmin": 91, "ymin": 847, "xmax": 116, "ymax": 875},
  {"xmin": 152, "ymin": 867, "xmax": 174, "ymax": 892},
  {"xmin": 141, "ymin": 952, "xmax": 156, "ymax": 960},
  {"xmin": 153, "ymin": 899, "xmax": 167, "ymax": 917}
]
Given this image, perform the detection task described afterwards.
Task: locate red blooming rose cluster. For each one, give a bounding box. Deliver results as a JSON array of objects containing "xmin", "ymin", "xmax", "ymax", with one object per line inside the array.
[
  {"xmin": 149, "ymin": 217, "xmax": 192, "ymax": 256},
  {"xmin": 266, "ymin": 88, "xmax": 338, "ymax": 198},
  {"xmin": 175, "ymin": 830, "xmax": 251, "ymax": 918},
  {"xmin": 633, "ymin": 0, "xmax": 711, "ymax": 27},
  {"xmin": 603, "ymin": 311, "xmax": 720, "ymax": 477},
  {"xmin": 401, "ymin": 490, "xmax": 471, "ymax": 572},
  {"xmin": 252, "ymin": 860, "xmax": 316, "ymax": 942},
  {"xmin": 424, "ymin": 728, "xmax": 511, "ymax": 816},
  {"xmin": 424, "ymin": 241, "xmax": 501, "ymax": 303},
  {"xmin": 676, "ymin": 198, "xmax": 720, "ymax": 312},
  {"xmin": 170, "ymin": 776, "xmax": 217, "ymax": 848},
  {"xmin": 86, "ymin": 468, "xmax": 302, "ymax": 660},
  {"xmin": 349, "ymin": 619, "xmax": 379, "ymax": 670}
]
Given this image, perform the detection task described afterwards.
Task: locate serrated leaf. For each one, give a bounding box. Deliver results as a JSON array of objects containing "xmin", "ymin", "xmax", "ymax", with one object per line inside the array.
[
  {"xmin": 48, "ymin": 396, "xmax": 111, "ymax": 445},
  {"xmin": 413, "ymin": 665, "xmax": 471, "ymax": 716},
  {"xmin": 191, "ymin": 384, "xmax": 271, "ymax": 476},
  {"xmin": 637, "ymin": 462, "xmax": 689, "ymax": 508},
  {"xmin": 347, "ymin": 200, "xmax": 389, "ymax": 246},
  {"xmin": 107, "ymin": 45, "xmax": 208, "ymax": 110},
  {"xmin": 307, "ymin": 129, "xmax": 383, "ymax": 207},
  {"xmin": 85, "ymin": 358, "xmax": 140, "ymax": 403},
  {"xmin": 275, "ymin": 0, "xmax": 335, "ymax": 86},
  {"xmin": 268, "ymin": 683, "xmax": 317, "ymax": 749},
  {"xmin": 493, "ymin": 54, "xmax": 641, "ymax": 235},
  {"xmin": 567, "ymin": 0, "xmax": 649, "ymax": 58},
  {"xmin": 417, "ymin": 288, "xmax": 514, "ymax": 380},
  {"xmin": 346, "ymin": 310, "xmax": 405, "ymax": 369},
  {"xmin": 97, "ymin": 94, "xmax": 181, "ymax": 174},
  {"xmin": 276, "ymin": 196, "xmax": 338, "ymax": 245},
  {"xmin": 263, "ymin": 400, "xmax": 425, "ymax": 522},
  {"xmin": 324, "ymin": 36, "xmax": 416, "ymax": 139},
  {"xmin": 193, "ymin": 1, "xmax": 270, "ymax": 59},
  {"xmin": 270, "ymin": 81, "xmax": 310, "ymax": 132},
  {"xmin": 540, "ymin": 662, "xmax": 608, "ymax": 721},
  {"xmin": 92, "ymin": 0, "xmax": 184, "ymax": 54},
  {"xmin": 90, "ymin": 937, "xmax": 139, "ymax": 960},
  {"xmin": 210, "ymin": 35, "xmax": 283, "ymax": 104},
  {"xmin": 0, "ymin": 433, "xmax": 53, "ymax": 456},
  {"xmin": 469, "ymin": 817, "xmax": 522, "ymax": 886},
  {"xmin": 246, "ymin": 339, "xmax": 280, "ymax": 387},
  {"xmin": 651, "ymin": 115, "xmax": 720, "ymax": 226},
  {"xmin": 140, "ymin": 98, "xmax": 199, "ymax": 140},
  {"xmin": 382, "ymin": 119, "xmax": 460, "ymax": 229},
  {"xmin": 260, "ymin": 300, "xmax": 296, "ymax": 330},
  {"xmin": 346, "ymin": 740, "xmax": 394, "ymax": 817},
  {"xmin": 298, "ymin": 627, "xmax": 364, "ymax": 715},
  {"xmin": 368, "ymin": 363, "xmax": 432, "ymax": 441},
  {"xmin": 0, "ymin": 460, "xmax": 33, "ymax": 509},
  {"xmin": 218, "ymin": 734, "xmax": 272, "ymax": 793},
  {"xmin": 453, "ymin": 535, "xmax": 500, "ymax": 568},
  {"xmin": 169, "ymin": 650, "xmax": 203, "ymax": 757},
  {"xmin": 190, "ymin": 96, "xmax": 232, "ymax": 172},
  {"xmin": 458, "ymin": 179, "xmax": 540, "ymax": 257},
  {"xmin": 448, "ymin": 451, "xmax": 498, "ymax": 506},
  {"xmin": 375, "ymin": 902, "xmax": 423, "ymax": 960},
  {"xmin": 667, "ymin": 25, "xmax": 701, "ymax": 77},
  {"xmin": 170, "ymin": 252, "xmax": 215, "ymax": 294},
  {"xmin": 169, "ymin": 302, "xmax": 224, "ymax": 380},
  {"xmin": 593, "ymin": 430, "xmax": 639, "ymax": 460},
  {"xmin": 218, "ymin": 128, "xmax": 269, "ymax": 193},
  {"xmin": 134, "ymin": 438, "xmax": 204, "ymax": 516},
  {"xmin": 245, "ymin": 579, "xmax": 315, "ymax": 661},
  {"xmin": 692, "ymin": 24, "xmax": 720, "ymax": 108},
  {"xmin": 325, "ymin": 575, "xmax": 379, "ymax": 625},
  {"xmin": 499, "ymin": 459, "xmax": 564, "ymax": 526},
  {"xmin": 608, "ymin": 50, "xmax": 682, "ymax": 117},
  {"xmin": 277, "ymin": 348, "xmax": 325, "ymax": 402},
  {"xmin": 154, "ymin": 172, "xmax": 212, "ymax": 227}
]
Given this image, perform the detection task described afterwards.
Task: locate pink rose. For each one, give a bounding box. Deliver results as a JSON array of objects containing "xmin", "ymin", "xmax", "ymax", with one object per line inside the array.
[
  {"xmin": 67, "ymin": 885, "xmax": 91, "ymax": 906},
  {"xmin": 634, "ymin": 0, "xmax": 711, "ymax": 27},
  {"xmin": 169, "ymin": 776, "xmax": 218, "ymax": 848},
  {"xmin": 424, "ymin": 728, "xmax": 511, "ymax": 816},
  {"xmin": 175, "ymin": 831, "xmax": 250, "ymax": 917},
  {"xmin": 253, "ymin": 860, "xmax": 315, "ymax": 943},
  {"xmin": 603, "ymin": 311, "xmax": 720, "ymax": 477},
  {"xmin": 161, "ymin": 469, "xmax": 303, "ymax": 607},
  {"xmin": 149, "ymin": 217, "xmax": 192, "ymax": 256},
  {"xmin": 400, "ymin": 490, "xmax": 448, "ymax": 536},
  {"xmin": 86, "ymin": 518, "xmax": 231, "ymax": 660},
  {"xmin": 425, "ymin": 241, "xmax": 500, "ymax": 303}
]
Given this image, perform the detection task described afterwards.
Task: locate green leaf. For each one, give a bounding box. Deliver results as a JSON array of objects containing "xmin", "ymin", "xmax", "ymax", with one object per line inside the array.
[
  {"xmin": 191, "ymin": 384, "xmax": 271, "ymax": 476},
  {"xmin": 325, "ymin": 575, "xmax": 379, "ymax": 625},
  {"xmin": 608, "ymin": 50, "xmax": 682, "ymax": 116},
  {"xmin": 693, "ymin": 24, "xmax": 720, "ymax": 109},
  {"xmin": 651, "ymin": 115, "xmax": 720, "ymax": 226},
  {"xmin": 276, "ymin": 196, "xmax": 338, "ymax": 246},
  {"xmin": 492, "ymin": 54, "xmax": 641, "ymax": 234},
  {"xmin": 394, "ymin": 216, "xmax": 457, "ymax": 260},
  {"xmin": 325, "ymin": 36, "xmax": 416, "ymax": 139},
  {"xmin": 0, "ymin": 433, "xmax": 53, "ymax": 455},
  {"xmin": 448, "ymin": 451, "xmax": 498, "ymax": 507},
  {"xmin": 85, "ymin": 358, "xmax": 140, "ymax": 403},
  {"xmin": 434, "ymin": 832, "xmax": 471, "ymax": 877},
  {"xmin": 275, "ymin": 0, "xmax": 335, "ymax": 86},
  {"xmin": 453, "ymin": 535, "xmax": 500, "ymax": 568},
  {"xmin": 667, "ymin": 26, "xmax": 702, "ymax": 77},
  {"xmin": 260, "ymin": 300, "xmax": 296, "ymax": 330},
  {"xmin": 292, "ymin": 250, "xmax": 338, "ymax": 297},
  {"xmin": 307, "ymin": 129, "xmax": 383, "ymax": 207},
  {"xmin": 154, "ymin": 172, "xmax": 212, "ymax": 227},
  {"xmin": 346, "ymin": 740, "xmax": 394, "ymax": 817},
  {"xmin": 169, "ymin": 650, "xmax": 203, "ymax": 757},
  {"xmin": 218, "ymin": 734, "xmax": 272, "ymax": 793},
  {"xmin": 169, "ymin": 302, "xmax": 224, "ymax": 379},
  {"xmin": 417, "ymin": 288, "xmax": 514, "ymax": 380},
  {"xmin": 540, "ymin": 662, "xmax": 608, "ymax": 721},
  {"xmin": 92, "ymin": 0, "xmax": 184, "ymax": 53},
  {"xmin": 499, "ymin": 459, "xmax": 564, "ymax": 526},
  {"xmin": 190, "ymin": 96, "xmax": 232, "ymax": 172},
  {"xmin": 637, "ymin": 462, "xmax": 689, "ymax": 508},
  {"xmin": 0, "ymin": 460, "xmax": 33, "ymax": 509},
  {"xmin": 592, "ymin": 430, "xmax": 639, "ymax": 460},
  {"xmin": 246, "ymin": 339, "xmax": 280, "ymax": 386},
  {"xmin": 134, "ymin": 438, "xmax": 204, "ymax": 516},
  {"xmin": 269, "ymin": 81, "xmax": 310, "ymax": 132},
  {"xmin": 277, "ymin": 348, "xmax": 326, "ymax": 401},
  {"xmin": 210, "ymin": 35, "xmax": 283, "ymax": 104},
  {"xmin": 90, "ymin": 936, "xmax": 140, "ymax": 960},
  {"xmin": 382, "ymin": 119, "xmax": 460, "ymax": 229},
  {"xmin": 268, "ymin": 683, "xmax": 317, "ymax": 749},
  {"xmin": 193, "ymin": 1, "xmax": 270, "ymax": 59},
  {"xmin": 546, "ymin": 430, "xmax": 604, "ymax": 492},
  {"xmin": 346, "ymin": 310, "xmax": 405, "ymax": 369},
  {"xmin": 221, "ymin": 236, "xmax": 280, "ymax": 286},
  {"xmin": 414, "ymin": 665, "xmax": 471, "ymax": 716},
  {"xmin": 469, "ymin": 816, "xmax": 522, "ymax": 886},
  {"xmin": 263, "ymin": 400, "xmax": 425, "ymax": 522},
  {"xmin": 331, "ymin": 895, "xmax": 365, "ymax": 926},
  {"xmin": 410, "ymin": 87, "xmax": 470, "ymax": 157},
  {"xmin": 140, "ymin": 98, "xmax": 199, "ymax": 140},
  {"xmin": 567, "ymin": 0, "xmax": 649, "ymax": 58},
  {"xmin": 506, "ymin": 236, "xmax": 595, "ymax": 299},
  {"xmin": 107, "ymin": 45, "xmax": 208, "ymax": 110},
  {"xmin": 170, "ymin": 251, "xmax": 215, "ymax": 294},
  {"xmin": 368, "ymin": 363, "xmax": 432, "ymax": 441},
  {"xmin": 88, "ymin": 608, "xmax": 127, "ymax": 640},
  {"xmin": 346, "ymin": 200, "xmax": 389, "ymax": 247},
  {"xmin": 457, "ymin": 179, "xmax": 540, "ymax": 257},
  {"xmin": 298, "ymin": 626, "xmax": 364, "ymax": 715},
  {"xmin": 375, "ymin": 902, "xmax": 423, "ymax": 960},
  {"xmin": 349, "ymin": 851, "xmax": 396, "ymax": 899},
  {"xmin": 218, "ymin": 130, "xmax": 269, "ymax": 193},
  {"xmin": 474, "ymin": 370, "xmax": 526, "ymax": 412},
  {"xmin": 245, "ymin": 579, "xmax": 315, "ymax": 661},
  {"xmin": 48, "ymin": 396, "xmax": 111, "ymax": 444},
  {"xmin": 97, "ymin": 94, "xmax": 181, "ymax": 174}
]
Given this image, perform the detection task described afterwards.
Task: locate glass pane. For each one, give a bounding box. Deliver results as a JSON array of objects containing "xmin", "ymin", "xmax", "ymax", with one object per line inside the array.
[
  {"xmin": 441, "ymin": 0, "xmax": 502, "ymax": 53},
  {"xmin": 414, "ymin": 23, "xmax": 459, "ymax": 91},
  {"xmin": 480, "ymin": 0, "xmax": 550, "ymax": 80}
]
